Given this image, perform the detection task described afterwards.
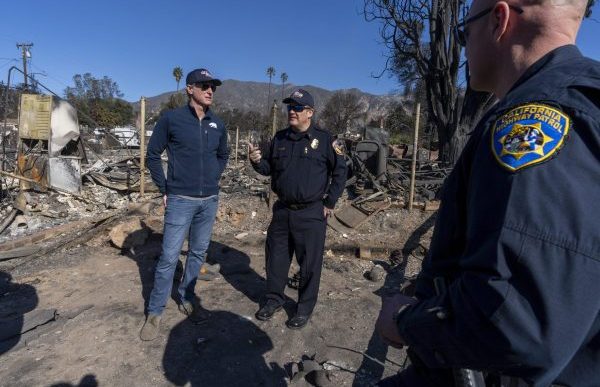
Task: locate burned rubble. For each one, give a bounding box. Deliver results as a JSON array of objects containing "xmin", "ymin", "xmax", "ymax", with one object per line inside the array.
[
  {"xmin": 0, "ymin": 113, "xmax": 443, "ymax": 273},
  {"xmin": 1, "ymin": 93, "xmax": 441, "ymax": 387}
]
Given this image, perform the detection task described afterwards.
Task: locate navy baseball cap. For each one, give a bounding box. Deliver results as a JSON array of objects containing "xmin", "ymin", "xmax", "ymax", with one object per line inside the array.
[
  {"xmin": 283, "ymin": 88, "xmax": 314, "ymax": 108},
  {"xmin": 186, "ymin": 68, "xmax": 222, "ymax": 86}
]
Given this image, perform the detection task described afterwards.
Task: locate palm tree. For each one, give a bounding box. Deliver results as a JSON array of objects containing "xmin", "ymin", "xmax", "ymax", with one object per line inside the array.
[
  {"xmin": 280, "ymin": 72, "xmax": 288, "ymax": 102},
  {"xmin": 172, "ymin": 66, "xmax": 183, "ymax": 91},
  {"xmin": 266, "ymin": 66, "xmax": 276, "ymax": 109}
]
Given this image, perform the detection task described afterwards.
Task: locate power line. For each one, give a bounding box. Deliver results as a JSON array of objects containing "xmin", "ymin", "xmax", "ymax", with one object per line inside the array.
[{"xmin": 0, "ymin": 58, "xmax": 18, "ymax": 70}]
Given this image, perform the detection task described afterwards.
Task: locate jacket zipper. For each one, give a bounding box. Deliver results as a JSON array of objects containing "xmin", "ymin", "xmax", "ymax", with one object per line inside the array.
[{"xmin": 199, "ymin": 118, "xmax": 204, "ymax": 196}]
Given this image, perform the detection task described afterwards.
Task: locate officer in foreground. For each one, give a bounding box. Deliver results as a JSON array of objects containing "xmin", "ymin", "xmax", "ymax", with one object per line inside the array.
[
  {"xmin": 249, "ymin": 89, "xmax": 346, "ymax": 329},
  {"xmin": 376, "ymin": 0, "xmax": 600, "ymax": 385}
]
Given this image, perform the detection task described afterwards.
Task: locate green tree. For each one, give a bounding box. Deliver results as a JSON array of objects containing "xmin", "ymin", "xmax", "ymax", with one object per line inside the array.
[
  {"xmin": 158, "ymin": 93, "xmax": 187, "ymax": 118},
  {"xmin": 216, "ymin": 108, "xmax": 267, "ymax": 135},
  {"xmin": 64, "ymin": 73, "xmax": 132, "ymax": 128},
  {"xmin": 266, "ymin": 66, "xmax": 276, "ymax": 109},
  {"xmin": 0, "ymin": 82, "xmax": 20, "ymax": 119},
  {"xmin": 172, "ymin": 66, "xmax": 183, "ymax": 91},
  {"xmin": 280, "ymin": 72, "xmax": 288, "ymax": 101},
  {"xmin": 384, "ymin": 102, "xmax": 418, "ymax": 145}
]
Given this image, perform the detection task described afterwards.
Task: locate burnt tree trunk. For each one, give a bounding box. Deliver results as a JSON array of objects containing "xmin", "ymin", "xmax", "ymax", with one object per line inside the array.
[
  {"xmin": 363, "ymin": 0, "xmax": 492, "ymax": 166},
  {"xmin": 451, "ymin": 88, "xmax": 495, "ymax": 163}
]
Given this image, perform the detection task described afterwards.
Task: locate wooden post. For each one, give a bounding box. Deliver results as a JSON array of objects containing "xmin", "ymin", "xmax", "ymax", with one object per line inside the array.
[
  {"xmin": 271, "ymin": 100, "xmax": 278, "ymax": 137},
  {"xmin": 139, "ymin": 97, "xmax": 146, "ymax": 196},
  {"xmin": 235, "ymin": 126, "xmax": 239, "ymax": 166},
  {"xmin": 408, "ymin": 103, "xmax": 421, "ymax": 212},
  {"xmin": 269, "ymin": 101, "xmax": 278, "ymax": 209}
]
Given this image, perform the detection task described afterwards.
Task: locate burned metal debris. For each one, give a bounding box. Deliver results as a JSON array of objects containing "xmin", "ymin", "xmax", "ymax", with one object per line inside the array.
[
  {"xmin": 343, "ymin": 127, "xmax": 450, "ymax": 204},
  {"xmin": 82, "ymin": 155, "xmax": 158, "ymax": 193},
  {"xmin": 327, "ymin": 127, "xmax": 448, "ymax": 232}
]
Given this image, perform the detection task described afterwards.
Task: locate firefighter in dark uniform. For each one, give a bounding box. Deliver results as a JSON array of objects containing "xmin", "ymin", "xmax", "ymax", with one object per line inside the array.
[
  {"xmin": 249, "ymin": 89, "xmax": 346, "ymax": 329},
  {"xmin": 376, "ymin": 0, "xmax": 600, "ymax": 386}
]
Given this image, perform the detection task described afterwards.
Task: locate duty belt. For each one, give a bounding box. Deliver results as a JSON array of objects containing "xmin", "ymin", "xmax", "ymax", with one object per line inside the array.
[{"xmin": 283, "ymin": 201, "xmax": 317, "ymax": 210}]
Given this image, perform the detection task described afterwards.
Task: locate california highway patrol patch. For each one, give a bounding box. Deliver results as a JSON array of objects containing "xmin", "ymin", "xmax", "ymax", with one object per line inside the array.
[{"xmin": 491, "ymin": 103, "xmax": 570, "ymax": 172}]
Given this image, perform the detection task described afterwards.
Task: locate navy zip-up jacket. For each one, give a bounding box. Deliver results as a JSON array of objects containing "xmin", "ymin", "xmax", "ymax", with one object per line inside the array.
[{"xmin": 146, "ymin": 104, "xmax": 229, "ymax": 196}]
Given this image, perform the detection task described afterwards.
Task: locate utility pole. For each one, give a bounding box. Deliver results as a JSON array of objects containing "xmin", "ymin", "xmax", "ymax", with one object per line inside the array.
[{"xmin": 16, "ymin": 43, "xmax": 33, "ymax": 89}]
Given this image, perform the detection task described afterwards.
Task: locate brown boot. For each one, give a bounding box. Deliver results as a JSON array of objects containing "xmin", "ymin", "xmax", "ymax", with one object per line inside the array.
[
  {"xmin": 140, "ymin": 314, "xmax": 161, "ymax": 341},
  {"xmin": 197, "ymin": 266, "xmax": 219, "ymax": 281},
  {"xmin": 178, "ymin": 301, "xmax": 209, "ymax": 324}
]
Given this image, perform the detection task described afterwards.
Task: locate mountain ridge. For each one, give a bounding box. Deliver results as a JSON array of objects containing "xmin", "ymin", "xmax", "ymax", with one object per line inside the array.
[{"xmin": 134, "ymin": 79, "xmax": 403, "ymax": 121}]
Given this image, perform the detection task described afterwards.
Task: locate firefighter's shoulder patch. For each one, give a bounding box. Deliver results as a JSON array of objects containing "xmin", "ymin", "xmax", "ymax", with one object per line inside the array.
[{"xmin": 332, "ymin": 139, "xmax": 345, "ymax": 156}]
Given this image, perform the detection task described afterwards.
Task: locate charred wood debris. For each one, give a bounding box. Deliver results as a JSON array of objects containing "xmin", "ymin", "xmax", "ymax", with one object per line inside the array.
[{"xmin": 1, "ymin": 102, "xmax": 448, "ymax": 261}]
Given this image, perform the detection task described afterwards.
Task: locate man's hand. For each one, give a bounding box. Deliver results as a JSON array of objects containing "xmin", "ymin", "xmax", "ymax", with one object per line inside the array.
[
  {"xmin": 323, "ymin": 207, "xmax": 334, "ymax": 218},
  {"xmin": 249, "ymin": 143, "xmax": 262, "ymax": 164},
  {"xmin": 376, "ymin": 294, "xmax": 418, "ymax": 349},
  {"xmin": 163, "ymin": 194, "xmax": 167, "ymax": 208}
]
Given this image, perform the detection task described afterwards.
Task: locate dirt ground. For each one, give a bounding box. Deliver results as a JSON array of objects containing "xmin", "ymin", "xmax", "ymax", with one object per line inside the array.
[{"xmin": 0, "ymin": 193, "xmax": 434, "ymax": 387}]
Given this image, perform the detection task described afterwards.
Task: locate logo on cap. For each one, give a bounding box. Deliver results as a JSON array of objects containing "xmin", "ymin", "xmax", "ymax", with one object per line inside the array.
[
  {"xmin": 201, "ymin": 70, "xmax": 212, "ymax": 77},
  {"xmin": 292, "ymin": 91, "xmax": 304, "ymax": 98}
]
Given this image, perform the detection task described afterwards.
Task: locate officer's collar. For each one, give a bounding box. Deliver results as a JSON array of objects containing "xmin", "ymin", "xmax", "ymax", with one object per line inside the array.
[
  {"xmin": 287, "ymin": 124, "xmax": 314, "ymax": 140},
  {"xmin": 505, "ymin": 44, "xmax": 581, "ymax": 96}
]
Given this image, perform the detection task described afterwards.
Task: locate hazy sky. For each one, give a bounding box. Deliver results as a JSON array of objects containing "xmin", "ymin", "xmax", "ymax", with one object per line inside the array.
[{"xmin": 1, "ymin": 0, "xmax": 599, "ymax": 101}]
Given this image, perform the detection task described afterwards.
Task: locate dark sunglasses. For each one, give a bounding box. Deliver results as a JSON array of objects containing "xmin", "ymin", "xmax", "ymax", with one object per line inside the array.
[
  {"xmin": 193, "ymin": 82, "xmax": 217, "ymax": 92},
  {"xmin": 287, "ymin": 104, "xmax": 310, "ymax": 112},
  {"xmin": 454, "ymin": 4, "xmax": 523, "ymax": 46}
]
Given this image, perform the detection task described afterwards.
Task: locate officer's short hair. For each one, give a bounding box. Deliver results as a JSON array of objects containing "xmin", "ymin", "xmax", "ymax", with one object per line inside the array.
[{"xmin": 525, "ymin": 0, "xmax": 594, "ymax": 17}]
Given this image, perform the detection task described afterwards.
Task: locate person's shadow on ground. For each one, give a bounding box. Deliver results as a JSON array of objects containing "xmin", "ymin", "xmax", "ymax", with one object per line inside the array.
[
  {"xmin": 206, "ymin": 240, "xmax": 264, "ymax": 303},
  {"xmin": 122, "ymin": 223, "xmax": 271, "ymax": 314},
  {"xmin": 49, "ymin": 374, "xmax": 98, "ymax": 387},
  {"xmin": 0, "ymin": 270, "xmax": 38, "ymax": 356},
  {"xmin": 207, "ymin": 240, "xmax": 297, "ymax": 319},
  {"xmin": 163, "ymin": 307, "xmax": 287, "ymax": 386},
  {"xmin": 352, "ymin": 212, "xmax": 437, "ymax": 386},
  {"xmin": 121, "ymin": 223, "xmax": 165, "ymax": 313}
]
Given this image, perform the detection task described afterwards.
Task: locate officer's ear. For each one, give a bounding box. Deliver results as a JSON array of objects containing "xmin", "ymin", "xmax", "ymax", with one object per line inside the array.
[
  {"xmin": 306, "ymin": 108, "xmax": 314, "ymax": 119},
  {"xmin": 492, "ymin": 2, "xmax": 512, "ymax": 43}
]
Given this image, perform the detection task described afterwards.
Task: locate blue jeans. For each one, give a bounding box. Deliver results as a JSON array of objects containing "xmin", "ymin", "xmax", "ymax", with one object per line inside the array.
[{"xmin": 147, "ymin": 194, "xmax": 219, "ymax": 316}]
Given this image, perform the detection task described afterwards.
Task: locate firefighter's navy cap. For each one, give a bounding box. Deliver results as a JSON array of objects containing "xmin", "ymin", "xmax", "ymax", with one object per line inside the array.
[{"xmin": 283, "ymin": 88, "xmax": 314, "ymax": 108}]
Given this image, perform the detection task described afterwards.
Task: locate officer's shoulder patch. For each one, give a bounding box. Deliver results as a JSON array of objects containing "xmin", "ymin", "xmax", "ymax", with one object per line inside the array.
[
  {"xmin": 332, "ymin": 139, "xmax": 345, "ymax": 156},
  {"xmin": 490, "ymin": 103, "xmax": 570, "ymax": 172}
]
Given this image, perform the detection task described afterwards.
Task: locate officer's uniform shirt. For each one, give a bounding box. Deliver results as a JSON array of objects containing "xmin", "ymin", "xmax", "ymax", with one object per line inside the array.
[
  {"xmin": 395, "ymin": 45, "xmax": 600, "ymax": 386},
  {"xmin": 253, "ymin": 124, "xmax": 346, "ymax": 208}
]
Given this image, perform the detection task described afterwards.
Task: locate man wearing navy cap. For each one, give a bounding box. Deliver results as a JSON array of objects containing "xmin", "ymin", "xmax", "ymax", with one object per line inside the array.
[
  {"xmin": 140, "ymin": 68, "xmax": 229, "ymax": 340},
  {"xmin": 249, "ymin": 88, "xmax": 346, "ymax": 329}
]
